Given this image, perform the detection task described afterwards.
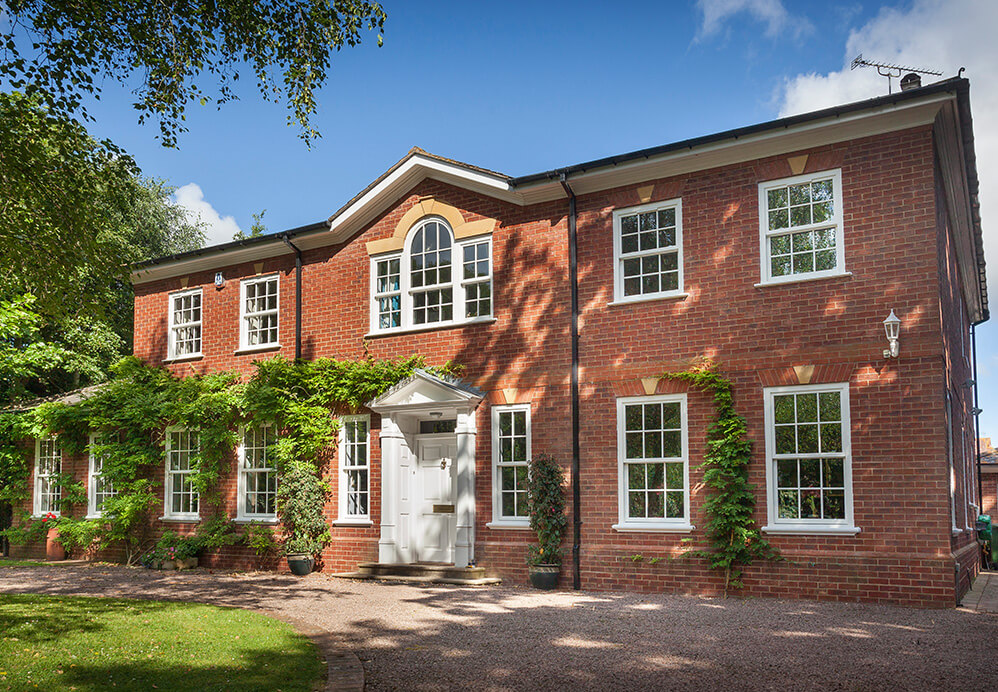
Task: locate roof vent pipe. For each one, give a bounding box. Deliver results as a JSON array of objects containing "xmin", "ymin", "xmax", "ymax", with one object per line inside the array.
[{"xmin": 900, "ymin": 73, "xmax": 922, "ymax": 91}]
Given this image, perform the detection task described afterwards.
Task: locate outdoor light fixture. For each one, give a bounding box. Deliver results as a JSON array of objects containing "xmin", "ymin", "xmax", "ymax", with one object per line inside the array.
[
  {"xmin": 214, "ymin": 271, "xmax": 225, "ymax": 288},
  {"xmin": 429, "ymin": 411, "xmax": 443, "ymax": 418},
  {"xmin": 883, "ymin": 310, "xmax": 901, "ymax": 358}
]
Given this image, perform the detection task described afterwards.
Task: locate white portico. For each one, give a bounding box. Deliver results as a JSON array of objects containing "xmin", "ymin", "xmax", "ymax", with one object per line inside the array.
[{"xmin": 367, "ymin": 370, "xmax": 483, "ymax": 568}]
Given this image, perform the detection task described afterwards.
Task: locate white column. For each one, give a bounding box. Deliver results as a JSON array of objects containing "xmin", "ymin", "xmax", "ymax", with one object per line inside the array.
[
  {"xmin": 378, "ymin": 414, "xmax": 403, "ymax": 563},
  {"xmin": 454, "ymin": 408, "xmax": 478, "ymax": 568}
]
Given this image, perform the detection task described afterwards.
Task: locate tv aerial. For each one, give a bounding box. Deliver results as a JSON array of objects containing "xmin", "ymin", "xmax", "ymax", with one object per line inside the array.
[{"xmin": 851, "ymin": 55, "xmax": 942, "ymax": 94}]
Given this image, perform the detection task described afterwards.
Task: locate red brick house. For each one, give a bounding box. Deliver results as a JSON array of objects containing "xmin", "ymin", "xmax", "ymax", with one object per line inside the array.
[{"xmin": 16, "ymin": 76, "xmax": 989, "ymax": 606}]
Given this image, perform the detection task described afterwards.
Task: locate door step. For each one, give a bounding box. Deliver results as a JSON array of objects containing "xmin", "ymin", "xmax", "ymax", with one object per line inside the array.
[{"xmin": 332, "ymin": 562, "xmax": 501, "ymax": 586}]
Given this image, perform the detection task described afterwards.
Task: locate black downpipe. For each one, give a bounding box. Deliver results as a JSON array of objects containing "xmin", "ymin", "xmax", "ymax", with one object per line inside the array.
[
  {"xmin": 972, "ymin": 323, "xmax": 982, "ymax": 513},
  {"xmin": 281, "ymin": 235, "xmax": 303, "ymax": 361},
  {"xmin": 559, "ymin": 173, "xmax": 582, "ymax": 591}
]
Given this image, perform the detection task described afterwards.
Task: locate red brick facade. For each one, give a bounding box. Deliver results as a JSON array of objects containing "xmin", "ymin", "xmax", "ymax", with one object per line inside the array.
[{"xmin": 12, "ymin": 85, "xmax": 987, "ymax": 607}]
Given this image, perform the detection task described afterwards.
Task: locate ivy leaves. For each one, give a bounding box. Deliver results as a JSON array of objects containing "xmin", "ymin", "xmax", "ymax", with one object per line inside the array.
[{"xmin": 664, "ymin": 365, "xmax": 779, "ymax": 594}]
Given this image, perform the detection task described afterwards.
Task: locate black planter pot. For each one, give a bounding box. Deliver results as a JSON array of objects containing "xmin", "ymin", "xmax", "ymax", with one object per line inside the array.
[
  {"xmin": 287, "ymin": 554, "xmax": 315, "ymax": 576},
  {"xmin": 528, "ymin": 563, "xmax": 560, "ymax": 590}
]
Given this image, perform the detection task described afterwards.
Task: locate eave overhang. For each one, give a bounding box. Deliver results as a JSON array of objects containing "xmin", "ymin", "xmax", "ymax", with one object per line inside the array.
[{"xmin": 132, "ymin": 79, "xmax": 981, "ymax": 292}]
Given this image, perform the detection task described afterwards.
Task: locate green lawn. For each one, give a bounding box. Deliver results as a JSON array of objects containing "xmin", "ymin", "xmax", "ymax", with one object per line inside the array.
[
  {"xmin": 0, "ymin": 594, "xmax": 324, "ymax": 691},
  {"xmin": 0, "ymin": 558, "xmax": 65, "ymax": 568}
]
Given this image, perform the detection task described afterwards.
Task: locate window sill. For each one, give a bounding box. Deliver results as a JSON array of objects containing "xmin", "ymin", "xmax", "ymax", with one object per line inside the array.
[
  {"xmin": 366, "ymin": 317, "xmax": 496, "ymax": 339},
  {"xmin": 486, "ymin": 521, "xmax": 531, "ymax": 530},
  {"xmin": 164, "ymin": 354, "xmax": 203, "ymax": 364},
  {"xmin": 235, "ymin": 344, "xmax": 282, "ymax": 355},
  {"xmin": 612, "ymin": 523, "xmax": 694, "ymax": 533},
  {"xmin": 234, "ymin": 517, "xmax": 279, "ymax": 525},
  {"xmin": 84, "ymin": 514, "xmax": 105, "ymax": 520},
  {"xmin": 159, "ymin": 515, "xmax": 201, "ymax": 523},
  {"xmin": 608, "ymin": 292, "xmax": 690, "ymax": 307},
  {"xmin": 762, "ymin": 524, "xmax": 861, "ymax": 536},
  {"xmin": 754, "ymin": 271, "xmax": 852, "ymax": 288},
  {"xmin": 31, "ymin": 513, "xmax": 61, "ymax": 519},
  {"xmin": 331, "ymin": 519, "xmax": 373, "ymax": 527}
]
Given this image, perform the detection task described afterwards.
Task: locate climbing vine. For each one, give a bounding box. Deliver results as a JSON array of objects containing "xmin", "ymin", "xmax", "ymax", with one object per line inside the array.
[
  {"xmin": 0, "ymin": 353, "xmax": 458, "ymax": 563},
  {"xmin": 663, "ymin": 362, "xmax": 779, "ymax": 595}
]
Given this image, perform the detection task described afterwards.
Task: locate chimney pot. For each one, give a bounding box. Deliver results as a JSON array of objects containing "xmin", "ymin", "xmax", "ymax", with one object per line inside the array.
[{"xmin": 900, "ymin": 72, "xmax": 922, "ymax": 91}]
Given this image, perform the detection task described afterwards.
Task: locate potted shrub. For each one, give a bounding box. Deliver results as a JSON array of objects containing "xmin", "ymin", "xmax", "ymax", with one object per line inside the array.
[
  {"xmin": 277, "ymin": 461, "xmax": 331, "ymax": 576},
  {"xmin": 526, "ymin": 453, "xmax": 567, "ymax": 589},
  {"xmin": 41, "ymin": 513, "xmax": 66, "ymax": 561}
]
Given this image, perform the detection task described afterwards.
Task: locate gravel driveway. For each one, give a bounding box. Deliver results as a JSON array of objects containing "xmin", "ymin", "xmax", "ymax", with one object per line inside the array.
[{"xmin": 2, "ymin": 564, "xmax": 996, "ymax": 691}]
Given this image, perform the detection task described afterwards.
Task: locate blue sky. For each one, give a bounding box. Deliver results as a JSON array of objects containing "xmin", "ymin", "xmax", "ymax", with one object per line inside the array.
[{"xmin": 46, "ymin": 1, "xmax": 998, "ymax": 438}]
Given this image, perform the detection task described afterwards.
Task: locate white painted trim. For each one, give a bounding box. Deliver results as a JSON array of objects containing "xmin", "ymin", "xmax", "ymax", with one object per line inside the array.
[
  {"xmin": 762, "ymin": 382, "xmax": 857, "ymax": 533},
  {"xmin": 236, "ymin": 425, "xmax": 278, "ymax": 522},
  {"xmin": 757, "ymin": 169, "xmax": 845, "ymax": 285},
  {"xmin": 612, "ymin": 523, "xmax": 695, "ymax": 533},
  {"xmin": 33, "ymin": 437, "xmax": 61, "ymax": 517},
  {"xmin": 87, "ymin": 433, "xmax": 117, "ymax": 518},
  {"xmin": 485, "ymin": 521, "xmax": 532, "ymax": 530},
  {"xmin": 234, "ymin": 344, "xmax": 283, "ymax": 355},
  {"xmin": 612, "ymin": 198, "xmax": 684, "ymax": 304},
  {"xmin": 615, "ymin": 394, "xmax": 690, "ymax": 530},
  {"xmin": 163, "ymin": 426, "xmax": 200, "ymax": 521},
  {"xmin": 491, "ymin": 403, "xmax": 532, "ymax": 525},
  {"xmin": 753, "ymin": 272, "xmax": 852, "ymax": 289},
  {"xmin": 239, "ymin": 274, "xmax": 280, "ymax": 351},
  {"xmin": 167, "ymin": 287, "xmax": 203, "ymax": 360},
  {"xmin": 761, "ymin": 525, "xmax": 860, "ymax": 536},
  {"xmin": 337, "ymin": 415, "xmax": 371, "ymax": 522},
  {"xmin": 328, "ymin": 154, "xmax": 517, "ymax": 240},
  {"xmin": 607, "ymin": 293, "xmax": 691, "ymax": 308}
]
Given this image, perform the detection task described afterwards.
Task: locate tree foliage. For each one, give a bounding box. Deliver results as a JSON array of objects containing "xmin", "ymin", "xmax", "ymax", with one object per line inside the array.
[
  {"xmin": 663, "ymin": 363, "xmax": 779, "ymax": 595},
  {"xmin": 1, "ymin": 0, "xmax": 388, "ymax": 147},
  {"xmin": 0, "ymin": 95, "xmax": 205, "ymax": 402}
]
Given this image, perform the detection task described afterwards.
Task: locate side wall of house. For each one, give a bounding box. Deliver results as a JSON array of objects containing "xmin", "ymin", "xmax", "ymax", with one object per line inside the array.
[{"xmin": 935, "ymin": 148, "xmax": 984, "ymax": 598}]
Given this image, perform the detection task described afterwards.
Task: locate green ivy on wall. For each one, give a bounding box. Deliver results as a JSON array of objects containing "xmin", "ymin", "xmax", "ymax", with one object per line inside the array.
[
  {"xmin": 663, "ymin": 362, "xmax": 780, "ymax": 595},
  {"xmin": 0, "ymin": 353, "xmax": 458, "ymax": 563}
]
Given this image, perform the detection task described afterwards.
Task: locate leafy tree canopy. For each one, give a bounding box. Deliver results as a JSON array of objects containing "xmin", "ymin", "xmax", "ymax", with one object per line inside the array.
[{"xmin": 1, "ymin": 0, "xmax": 388, "ymax": 147}]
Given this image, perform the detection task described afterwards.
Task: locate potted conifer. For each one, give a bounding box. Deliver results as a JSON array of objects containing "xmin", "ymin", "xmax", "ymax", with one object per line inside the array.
[
  {"xmin": 526, "ymin": 453, "xmax": 567, "ymax": 589},
  {"xmin": 277, "ymin": 461, "xmax": 330, "ymax": 576}
]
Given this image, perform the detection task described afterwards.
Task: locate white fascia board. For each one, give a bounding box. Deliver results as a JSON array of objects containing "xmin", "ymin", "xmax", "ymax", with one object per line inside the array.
[
  {"xmin": 131, "ymin": 240, "xmax": 298, "ymax": 285},
  {"xmin": 516, "ymin": 94, "xmax": 951, "ymax": 204},
  {"xmin": 327, "ymin": 155, "xmax": 521, "ymax": 244}
]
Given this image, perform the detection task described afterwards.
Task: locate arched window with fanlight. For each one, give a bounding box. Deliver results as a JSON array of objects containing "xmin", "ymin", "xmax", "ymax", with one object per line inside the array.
[
  {"xmin": 370, "ymin": 216, "xmax": 492, "ymax": 333},
  {"xmin": 409, "ymin": 219, "xmax": 454, "ymax": 325}
]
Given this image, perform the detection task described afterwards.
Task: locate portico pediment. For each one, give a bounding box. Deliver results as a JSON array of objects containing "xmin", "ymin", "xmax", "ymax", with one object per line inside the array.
[{"xmin": 367, "ymin": 369, "xmax": 483, "ymax": 413}]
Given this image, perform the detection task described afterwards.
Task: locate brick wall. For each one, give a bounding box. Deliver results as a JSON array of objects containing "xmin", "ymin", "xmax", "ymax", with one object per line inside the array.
[{"xmin": 10, "ymin": 123, "xmax": 975, "ymax": 606}]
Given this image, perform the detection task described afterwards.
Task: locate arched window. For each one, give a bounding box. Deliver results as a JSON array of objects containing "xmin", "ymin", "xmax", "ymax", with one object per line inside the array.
[
  {"xmin": 371, "ymin": 216, "xmax": 492, "ymax": 332},
  {"xmin": 409, "ymin": 219, "xmax": 453, "ymax": 325}
]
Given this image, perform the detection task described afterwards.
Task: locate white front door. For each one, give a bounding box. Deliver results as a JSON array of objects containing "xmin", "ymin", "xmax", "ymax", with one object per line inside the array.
[{"xmin": 414, "ymin": 436, "xmax": 457, "ymax": 563}]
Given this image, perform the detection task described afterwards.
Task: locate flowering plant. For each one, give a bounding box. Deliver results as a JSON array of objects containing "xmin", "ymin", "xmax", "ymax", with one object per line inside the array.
[{"xmin": 41, "ymin": 512, "xmax": 58, "ymax": 523}]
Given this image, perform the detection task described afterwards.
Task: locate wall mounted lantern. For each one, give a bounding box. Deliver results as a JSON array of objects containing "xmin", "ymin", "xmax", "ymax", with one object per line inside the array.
[{"xmin": 883, "ymin": 310, "xmax": 901, "ymax": 358}]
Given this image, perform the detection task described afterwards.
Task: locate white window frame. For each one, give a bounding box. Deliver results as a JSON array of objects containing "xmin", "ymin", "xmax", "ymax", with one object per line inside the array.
[
  {"xmin": 336, "ymin": 415, "xmax": 371, "ymax": 524},
  {"xmin": 167, "ymin": 287, "xmax": 203, "ymax": 360},
  {"xmin": 163, "ymin": 427, "xmax": 200, "ymax": 521},
  {"xmin": 488, "ymin": 404, "xmax": 531, "ymax": 528},
  {"xmin": 613, "ymin": 394, "xmax": 692, "ymax": 533},
  {"xmin": 612, "ymin": 199, "xmax": 684, "ymax": 304},
  {"xmin": 762, "ymin": 382, "xmax": 859, "ymax": 535},
  {"xmin": 87, "ymin": 433, "xmax": 117, "ymax": 518},
  {"xmin": 236, "ymin": 425, "xmax": 278, "ymax": 522},
  {"xmin": 33, "ymin": 437, "xmax": 62, "ymax": 517},
  {"xmin": 239, "ymin": 274, "xmax": 280, "ymax": 352},
  {"xmin": 757, "ymin": 169, "xmax": 846, "ymax": 285},
  {"xmin": 368, "ymin": 217, "xmax": 493, "ymax": 334}
]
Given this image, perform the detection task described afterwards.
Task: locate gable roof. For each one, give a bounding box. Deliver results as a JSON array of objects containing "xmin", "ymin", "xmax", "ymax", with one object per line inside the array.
[
  {"xmin": 132, "ymin": 77, "xmax": 986, "ymax": 322},
  {"xmin": 367, "ymin": 369, "xmax": 484, "ymax": 412}
]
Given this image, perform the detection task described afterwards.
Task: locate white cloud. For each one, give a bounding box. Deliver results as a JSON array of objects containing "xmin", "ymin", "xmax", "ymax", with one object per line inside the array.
[
  {"xmin": 778, "ymin": 0, "xmax": 998, "ymax": 436},
  {"xmin": 778, "ymin": 0, "xmax": 998, "ymax": 290},
  {"xmin": 171, "ymin": 182, "xmax": 242, "ymax": 247},
  {"xmin": 696, "ymin": 0, "xmax": 811, "ymax": 40}
]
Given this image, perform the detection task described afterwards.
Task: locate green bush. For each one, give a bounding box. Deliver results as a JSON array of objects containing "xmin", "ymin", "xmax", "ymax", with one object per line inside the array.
[{"xmin": 527, "ymin": 453, "xmax": 567, "ymax": 566}]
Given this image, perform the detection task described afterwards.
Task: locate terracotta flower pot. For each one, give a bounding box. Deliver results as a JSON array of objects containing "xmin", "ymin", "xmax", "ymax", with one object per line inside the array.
[{"xmin": 45, "ymin": 527, "xmax": 66, "ymax": 561}]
